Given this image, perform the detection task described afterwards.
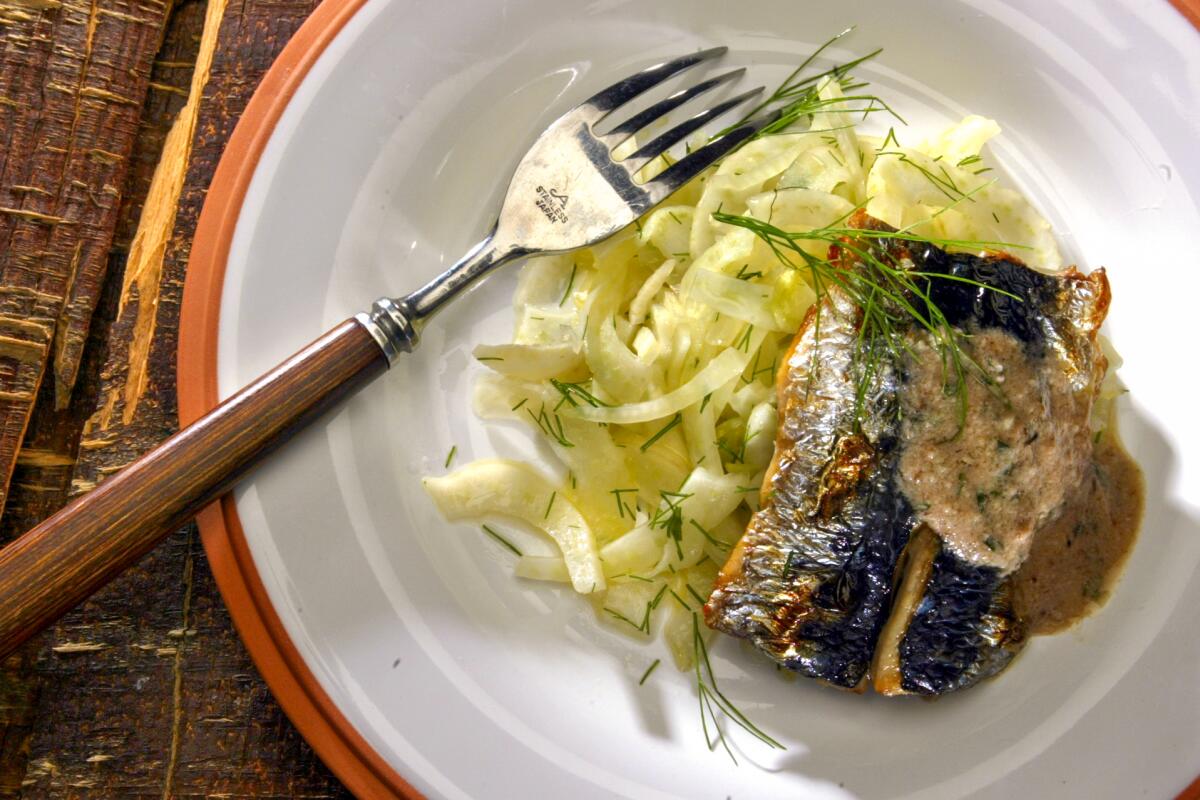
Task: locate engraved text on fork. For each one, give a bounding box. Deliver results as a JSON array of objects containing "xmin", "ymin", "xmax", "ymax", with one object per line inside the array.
[{"xmin": 535, "ymin": 185, "xmax": 569, "ymax": 223}]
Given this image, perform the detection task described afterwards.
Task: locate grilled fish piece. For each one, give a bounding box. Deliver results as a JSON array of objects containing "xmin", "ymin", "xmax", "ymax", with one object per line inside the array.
[
  {"xmin": 704, "ymin": 213, "xmax": 1109, "ymax": 695},
  {"xmin": 702, "ymin": 251, "xmax": 914, "ymax": 691}
]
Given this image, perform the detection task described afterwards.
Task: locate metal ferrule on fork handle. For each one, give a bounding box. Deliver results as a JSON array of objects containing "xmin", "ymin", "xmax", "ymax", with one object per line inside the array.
[
  {"xmin": 353, "ymin": 232, "xmax": 523, "ymax": 366},
  {"xmin": 354, "ymin": 297, "xmax": 419, "ymax": 365}
]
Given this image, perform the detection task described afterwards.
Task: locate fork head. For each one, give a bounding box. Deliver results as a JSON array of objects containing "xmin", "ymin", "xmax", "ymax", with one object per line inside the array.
[
  {"xmin": 491, "ymin": 47, "xmax": 781, "ymax": 256},
  {"xmin": 376, "ymin": 48, "xmax": 784, "ymax": 358}
]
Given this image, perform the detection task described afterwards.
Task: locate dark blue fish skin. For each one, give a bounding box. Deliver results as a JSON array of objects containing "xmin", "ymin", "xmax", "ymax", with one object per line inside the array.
[
  {"xmin": 785, "ymin": 464, "xmax": 915, "ymax": 687},
  {"xmin": 917, "ymin": 246, "xmax": 1059, "ymax": 346},
  {"xmin": 897, "ymin": 549, "xmax": 1023, "ymax": 695}
]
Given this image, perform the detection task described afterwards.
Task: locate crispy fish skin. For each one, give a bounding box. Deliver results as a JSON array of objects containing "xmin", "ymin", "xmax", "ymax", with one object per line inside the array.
[
  {"xmin": 704, "ymin": 287, "xmax": 916, "ymax": 690},
  {"xmin": 896, "ymin": 546, "xmax": 1026, "ymax": 695},
  {"xmin": 706, "ymin": 213, "xmax": 1110, "ymax": 696}
]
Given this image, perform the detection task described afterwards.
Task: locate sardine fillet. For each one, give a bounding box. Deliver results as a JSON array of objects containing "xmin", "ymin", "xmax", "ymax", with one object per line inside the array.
[{"xmin": 704, "ymin": 214, "xmax": 1110, "ymax": 695}]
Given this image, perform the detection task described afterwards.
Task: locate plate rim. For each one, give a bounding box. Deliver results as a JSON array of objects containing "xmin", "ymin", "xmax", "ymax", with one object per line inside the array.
[
  {"xmin": 1173, "ymin": 0, "xmax": 1200, "ymax": 26},
  {"xmin": 176, "ymin": 0, "xmax": 1200, "ymax": 798},
  {"xmin": 176, "ymin": 0, "xmax": 417, "ymax": 796}
]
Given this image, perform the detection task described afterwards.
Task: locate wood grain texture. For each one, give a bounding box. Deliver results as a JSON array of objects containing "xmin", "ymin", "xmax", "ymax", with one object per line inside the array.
[
  {"xmin": 0, "ymin": 318, "xmax": 386, "ymax": 659},
  {"xmin": 0, "ymin": 231, "xmax": 122, "ymax": 799},
  {"xmin": 0, "ymin": 2, "xmax": 204, "ymax": 795},
  {"xmin": 17, "ymin": 0, "xmax": 356, "ymax": 795},
  {"xmin": 0, "ymin": 0, "xmax": 172, "ymax": 519},
  {"xmin": 116, "ymin": 0, "xmax": 229, "ymax": 429}
]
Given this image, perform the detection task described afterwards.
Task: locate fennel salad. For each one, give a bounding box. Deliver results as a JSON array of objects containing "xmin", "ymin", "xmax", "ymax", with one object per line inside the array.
[{"xmin": 421, "ymin": 33, "xmax": 1117, "ymax": 752}]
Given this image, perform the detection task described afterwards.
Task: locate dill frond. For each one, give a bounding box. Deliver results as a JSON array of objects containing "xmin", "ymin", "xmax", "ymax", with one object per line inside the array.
[{"xmin": 713, "ymin": 210, "xmax": 1021, "ymax": 432}]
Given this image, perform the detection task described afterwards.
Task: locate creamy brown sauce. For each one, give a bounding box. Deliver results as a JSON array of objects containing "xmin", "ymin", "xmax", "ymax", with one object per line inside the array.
[
  {"xmin": 892, "ymin": 325, "xmax": 1143, "ymax": 634},
  {"xmin": 1012, "ymin": 431, "xmax": 1144, "ymax": 634},
  {"xmin": 896, "ymin": 329, "xmax": 1095, "ymax": 574}
]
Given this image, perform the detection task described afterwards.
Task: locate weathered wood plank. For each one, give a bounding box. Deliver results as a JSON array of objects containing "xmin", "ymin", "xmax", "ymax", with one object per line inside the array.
[
  {"xmin": 0, "ymin": 2, "xmax": 201, "ymax": 796},
  {"xmin": 0, "ymin": 245, "xmax": 121, "ymax": 799},
  {"xmin": 0, "ymin": 1, "xmax": 67, "ymax": 532},
  {"xmin": 18, "ymin": 0, "xmax": 353, "ymax": 794},
  {"xmin": 0, "ymin": 0, "xmax": 172, "ymax": 519},
  {"xmin": 0, "ymin": 1, "xmax": 205, "ymax": 795}
]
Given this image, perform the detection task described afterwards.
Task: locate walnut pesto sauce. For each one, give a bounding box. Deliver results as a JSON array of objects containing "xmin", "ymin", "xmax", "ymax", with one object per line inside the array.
[
  {"xmin": 895, "ymin": 326, "xmax": 1142, "ymax": 629},
  {"xmin": 897, "ymin": 328, "xmax": 1096, "ymax": 574},
  {"xmin": 1012, "ymin": 431, "xmax": 1143, "ymax": 634}
]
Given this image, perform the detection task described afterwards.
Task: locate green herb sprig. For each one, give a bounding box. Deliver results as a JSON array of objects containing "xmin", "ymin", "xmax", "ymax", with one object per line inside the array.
[
  {"xmin": 640, "ymin": 413, "xmax": 682, "ymax": 452},
  {"xmin": 651, "ymin": 490, "xmax": 693, "ymax": 560},
  {"xmin": 482, "ymin": 524, "xmax": 522, "ymax": 556},
  {"xmin": 604, "ymin": 583, "xmax": 668, "ymax": 635},
  {"xmin": 693, "ymin": 614, "xmax": 784, "ymax": 763},
  {"xmin": 713, "ymin": 209, "xmax": 1021, "ymax": 431},
  {"xmin": 526, "ymin": 402, "xmax": 574, "ymax": 447},
  {"xmin": 549, "ymin": 379, "xmax": 610, "ymax": 410},
  {"xmin": 721, "ymin": 27, "xmax": 904, "ymax": 143},
  {"xmin": 639, "ymin": 659, "xmax": 661, "ymax": 686}
]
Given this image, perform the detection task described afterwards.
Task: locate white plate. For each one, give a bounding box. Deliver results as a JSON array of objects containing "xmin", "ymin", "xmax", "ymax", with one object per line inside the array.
[{"xmin": 205, "ymin": 0, "xmax": 1200, "ymax": 797}]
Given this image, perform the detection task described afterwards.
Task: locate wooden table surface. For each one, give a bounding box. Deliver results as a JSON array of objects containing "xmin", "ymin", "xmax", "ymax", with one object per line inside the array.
[{"xmin": 0, "ymin": 0, "xmax": 354, "ymax": 795}]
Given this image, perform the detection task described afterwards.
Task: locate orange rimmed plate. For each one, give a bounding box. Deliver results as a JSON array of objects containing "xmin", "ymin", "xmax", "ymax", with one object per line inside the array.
[{"xmin": 180, "ymin": 1, "xmax": 1200, "ymax": 797}]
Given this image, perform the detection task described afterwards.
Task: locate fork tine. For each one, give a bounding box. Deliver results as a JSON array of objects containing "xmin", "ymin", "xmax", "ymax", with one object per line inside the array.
[
  {"xmin": 641, "ymin": 108, "xmax": 785, "ymax": 206},
  {"xmin": 583, "ymin": 46, "xmax": 727, "ymax": 116},
  {"xmin": 604, "ymin": 68, "xmax": 746, "ymax": 145},
  {"xmin": 625, "ymin": 86, "xmax": 764, "ymax": 171}
]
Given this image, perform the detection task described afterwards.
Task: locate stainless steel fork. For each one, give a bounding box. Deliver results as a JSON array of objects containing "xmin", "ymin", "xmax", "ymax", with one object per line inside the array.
[
  {"xmin": 359, "ymin": 46, "xmax": 775, "ymax": 362},
  {"xmin": 0, "ymin": 47, "xmax": 778, "ymax": 656}
]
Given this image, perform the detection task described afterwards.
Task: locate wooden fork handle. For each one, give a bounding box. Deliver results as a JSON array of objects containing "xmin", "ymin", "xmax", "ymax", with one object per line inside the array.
[{"xmin": 0, "ymin": 318, "xmax": 388, "ymax": 658}]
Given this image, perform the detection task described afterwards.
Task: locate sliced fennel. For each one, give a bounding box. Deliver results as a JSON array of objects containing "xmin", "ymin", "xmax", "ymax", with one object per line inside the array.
[
  {"xmin": 572, "ymin": 347, "xmax": 756, "ymax": 425},
  {"xmin": 423, "ymin": 459, "xmax": 604, "ymax": 593},
  {"xmin": 472, "ymin": 343, "xmax": 584, "ymax": 381}
]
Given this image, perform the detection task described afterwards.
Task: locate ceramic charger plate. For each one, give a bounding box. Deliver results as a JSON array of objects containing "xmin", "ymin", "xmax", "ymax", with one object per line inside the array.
[{"xmin": 178, "ymin": 0, "xmax": 1200, "ymax": 797}]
